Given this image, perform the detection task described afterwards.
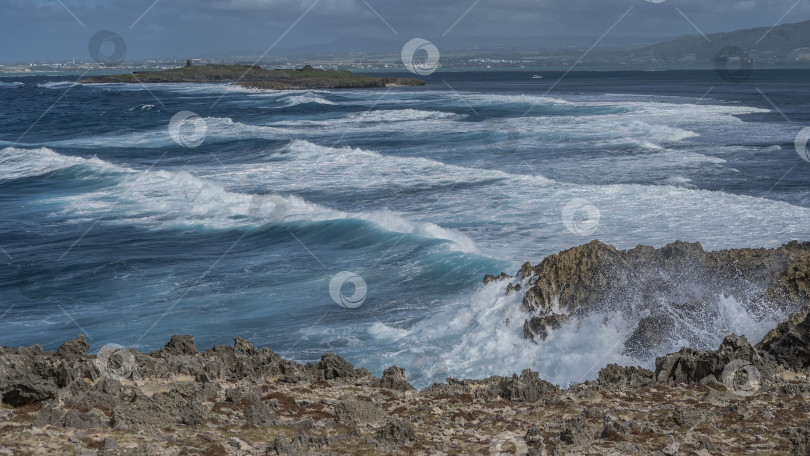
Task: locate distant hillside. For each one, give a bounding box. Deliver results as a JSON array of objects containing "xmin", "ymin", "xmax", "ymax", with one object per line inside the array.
[{"xmin": 625, "ymin": 19, "xmax": 810, "ymax": 66}]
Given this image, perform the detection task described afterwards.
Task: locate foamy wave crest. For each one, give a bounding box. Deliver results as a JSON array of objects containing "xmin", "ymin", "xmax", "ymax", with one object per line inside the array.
[
  {"xmin": 49, "ymin": 117, "xmax": 288, "ymax": 149},
  {"xmin": 0, "ymin": 147, "xmax": 120, "ymax": 180},
  {"xmin": 345, "ymin": 109, "xmax": 466, "ymax": 123},
  {"xmin": 0, "ymin": 81, "xmax": 24, "ymax": 89},
  {"xmin": 459, "ymin": 93, "xmax": 575, "ymax": 107},
  {"xmin": 278, "ymin": 92, "xmax": 337, "ymax": 107},
  {"xmin": 129, "ymin": 104, "xmax": 156, "ymax": 112},
  {"xmin": 36, "ymin": 81, "xmax": 79, "ymax": 89},
  {"xmin": 33, "ymin": 148, "xmax": 476, "ymax": 251}
]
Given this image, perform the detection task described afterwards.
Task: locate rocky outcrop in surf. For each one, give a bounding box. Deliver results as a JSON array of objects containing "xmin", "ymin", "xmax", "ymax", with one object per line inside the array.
[{"xmin": 494, "ymin": 240, "xmax": 810, "ymax": 358}]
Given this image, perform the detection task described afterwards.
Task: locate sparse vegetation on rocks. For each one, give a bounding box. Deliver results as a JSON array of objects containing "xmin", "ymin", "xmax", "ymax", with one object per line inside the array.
[{"xmin": 78, "ymin": 64, "xmax": 426, "ymax": 90}]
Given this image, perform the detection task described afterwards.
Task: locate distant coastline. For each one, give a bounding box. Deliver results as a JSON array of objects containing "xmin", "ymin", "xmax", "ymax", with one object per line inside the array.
[{"xmin": 78, "ymin": 63, "xmax": 426, "ymax": 90}]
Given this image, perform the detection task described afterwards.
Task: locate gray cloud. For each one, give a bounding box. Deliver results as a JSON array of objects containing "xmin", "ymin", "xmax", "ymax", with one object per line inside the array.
[{"xmin": 2, "ymin": 0, "xmax": 809, "ymax": 61}]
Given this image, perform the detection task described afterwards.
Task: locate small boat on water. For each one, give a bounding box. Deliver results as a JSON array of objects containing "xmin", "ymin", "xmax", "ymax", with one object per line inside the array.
[{"xmin": 532, "ymin": 75, "xmax": 543, "ymax": 79}]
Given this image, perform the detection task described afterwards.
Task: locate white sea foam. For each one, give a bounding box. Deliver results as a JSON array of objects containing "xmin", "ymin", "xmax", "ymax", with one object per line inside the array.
[
  {"xmin": 277, "ymin": 92, "xmax": 337, "ymax": 107},
  {"xmin": 0, "ymin": 147, "xmax": 121, "ymax": 180},
  {"xmin": 3, "ymin": 147, "xmax": 478, "ymax": 252},
  {"xmin": 378, "ymin": 272, "xmax": 791, "ymax": 387},
  {"xmin": 36, "ymin": 81, "xmax": 79, "ymax": 89},
  {"xmin": 0, "ymin": 81, "xmax": 24, "ymax": 88}
]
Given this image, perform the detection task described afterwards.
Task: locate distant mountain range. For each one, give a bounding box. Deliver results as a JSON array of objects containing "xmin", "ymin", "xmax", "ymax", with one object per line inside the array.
[{"xmin": 623, "ymin": 19, "xmax": 810, "ymax": 66}]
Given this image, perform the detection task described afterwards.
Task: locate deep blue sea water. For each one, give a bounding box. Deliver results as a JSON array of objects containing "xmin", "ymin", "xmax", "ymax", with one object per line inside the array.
[{"xmin": 1, "ymin": 69, "xmax": 809, "ymax": 387}]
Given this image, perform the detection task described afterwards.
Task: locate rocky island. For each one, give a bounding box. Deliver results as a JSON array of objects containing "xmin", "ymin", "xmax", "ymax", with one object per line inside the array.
[
  {"xmin": 3, "ymin": 240, "xmax": 810, "ymax": 455},
  {"xmin": 78, "ymin": 64, "xmax": 426, "ymax": 90}
]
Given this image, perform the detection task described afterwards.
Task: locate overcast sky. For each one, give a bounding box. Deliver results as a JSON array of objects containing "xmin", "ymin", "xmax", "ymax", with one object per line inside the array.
[{"xmin": 3, "ymin": 0, "xmax": 810, "ymax": 62}]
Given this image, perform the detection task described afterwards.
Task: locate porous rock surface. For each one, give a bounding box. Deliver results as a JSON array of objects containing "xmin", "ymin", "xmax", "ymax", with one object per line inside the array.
[{"xmin": 495, "ymin": 240, "xmax": 810, "ymax": 355}]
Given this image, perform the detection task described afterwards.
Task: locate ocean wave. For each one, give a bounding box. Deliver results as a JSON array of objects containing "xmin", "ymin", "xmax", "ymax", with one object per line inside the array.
[
  {"xmin": 36, "ymin": 81, "xmax": 79, "ymax": 89},
  {"xmin": 0, "ymin": 81, "xmax": 24, "ymax": 89},
  {"xmin": 277, "ymin": 92, "xmax": 337, "ymax": 107},
  {"xmin": 457, "ymin": 93, "xmax": 575, "ymax": 107},
  {"xmin": 48, "ymin": 117, "xmax": 289, "ymax": 149},
  {"xmin": 345, "ymin": 109, "xmax": 466, "ymax": 123},
  {"xmin": 10, "ymin": 147, "xmax": 478, "ymax": 252},
  {"xmin": 128, "ymin": 104, "xmax": 156, "ymax": 112},
  {"xmin": 0, "ymin": 147, "xmax": 121, "ymax": 180}
]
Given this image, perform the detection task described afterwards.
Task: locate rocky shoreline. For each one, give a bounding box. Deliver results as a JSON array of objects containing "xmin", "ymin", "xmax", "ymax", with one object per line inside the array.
[
  {"xmin": 2, "ymin": 317, "xmax": 810, "ymax": 455},
  {"xmin": 3, "ymin": 240, "xmax": 810, "ymax": 455}
]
